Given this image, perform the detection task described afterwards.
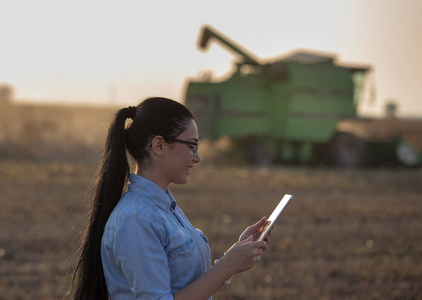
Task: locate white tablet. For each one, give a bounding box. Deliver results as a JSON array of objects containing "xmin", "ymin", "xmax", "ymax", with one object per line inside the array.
[{"xmin": 257, "ymin": 194, "xmax": 293, "ymax": 241}]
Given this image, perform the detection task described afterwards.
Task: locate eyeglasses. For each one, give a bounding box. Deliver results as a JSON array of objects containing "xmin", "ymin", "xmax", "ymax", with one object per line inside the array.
[{"xmin": 166, "ymin": 138, "xmax": 199, "ymax": 155}]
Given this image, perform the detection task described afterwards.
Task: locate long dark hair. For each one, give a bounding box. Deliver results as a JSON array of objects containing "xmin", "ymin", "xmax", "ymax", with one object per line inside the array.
[{"xmin": 72, "ymin": 97, "xmax": 193, "ymax": 299}]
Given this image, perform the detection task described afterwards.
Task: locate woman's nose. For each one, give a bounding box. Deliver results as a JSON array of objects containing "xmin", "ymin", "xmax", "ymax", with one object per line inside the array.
[{"xmin": 193, "ymin": 151, "xmax": 201, "ymax": 163}]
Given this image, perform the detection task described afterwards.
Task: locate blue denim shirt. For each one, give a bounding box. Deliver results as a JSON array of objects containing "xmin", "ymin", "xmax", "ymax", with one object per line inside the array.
[{"xmin": 101, "ymin": 174, "xmax": 212, "ymax": 299}]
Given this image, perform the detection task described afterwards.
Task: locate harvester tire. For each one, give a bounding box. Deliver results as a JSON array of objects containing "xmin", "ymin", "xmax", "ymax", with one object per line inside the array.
[
  {"xmin": 249, "ymin": 143, "xmax": 273, "ymax": 166},
  {"xmin": 328, "ymin": 132, "xmax": 365, "ymax": 167}
]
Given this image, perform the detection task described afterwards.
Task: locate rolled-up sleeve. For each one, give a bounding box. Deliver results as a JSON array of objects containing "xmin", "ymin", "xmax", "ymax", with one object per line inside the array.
[{"xmin": 105, "ymin": 215, "xmax": 173, "ymax": 300}]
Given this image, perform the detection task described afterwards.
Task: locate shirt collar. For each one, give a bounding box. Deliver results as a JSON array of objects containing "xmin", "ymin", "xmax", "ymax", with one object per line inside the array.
[{"xmin": 128, "ymin": 173, "xmax": 176, "ymax": 212}]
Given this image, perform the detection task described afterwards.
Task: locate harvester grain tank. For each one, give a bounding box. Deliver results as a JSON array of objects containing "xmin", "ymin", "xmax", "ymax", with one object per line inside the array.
[{"xmin": 184, "ymin": 25, "xmax": 419, "ymax": 166}]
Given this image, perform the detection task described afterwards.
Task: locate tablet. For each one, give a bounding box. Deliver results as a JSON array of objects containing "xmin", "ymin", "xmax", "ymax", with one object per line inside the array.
[{"xmin": 256, "ymin": 194, "xmax": 293, "ymax": 241}]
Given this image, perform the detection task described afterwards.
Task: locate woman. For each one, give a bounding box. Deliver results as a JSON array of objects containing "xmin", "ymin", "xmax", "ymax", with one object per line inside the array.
[{"xmin": 72, "ymin": 97, "xmax": 268, "ymax": 299}]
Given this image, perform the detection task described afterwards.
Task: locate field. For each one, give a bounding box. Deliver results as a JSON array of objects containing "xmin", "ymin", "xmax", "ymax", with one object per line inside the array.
[{"xmin": 1, "ymin": 103, "xmax": 422, "ymax": 299}]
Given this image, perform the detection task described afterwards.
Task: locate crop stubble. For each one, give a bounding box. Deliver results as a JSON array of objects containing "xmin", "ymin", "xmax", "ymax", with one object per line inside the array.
[
  {"xmin": 1, "ymin": 103, "xmax": 421, "ymax": 299},
  {"xmin": 1, "ymin": 161, "xmax": 421, "ymax": 300}
]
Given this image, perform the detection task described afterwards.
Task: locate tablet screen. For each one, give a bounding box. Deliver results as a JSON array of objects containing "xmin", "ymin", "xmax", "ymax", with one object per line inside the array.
[{"xmin": 257, "ymin": 194, "xmax": 293, "ymax": 241}]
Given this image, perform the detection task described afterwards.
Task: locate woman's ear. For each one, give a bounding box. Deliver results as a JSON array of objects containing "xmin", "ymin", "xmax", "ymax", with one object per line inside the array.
[{"xmin": 150, "ymin": 136, "xmax": 166, "ymax": 156}]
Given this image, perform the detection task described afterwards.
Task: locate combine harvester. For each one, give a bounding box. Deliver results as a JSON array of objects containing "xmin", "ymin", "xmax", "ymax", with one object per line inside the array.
[{"xmin": 184, "ymin": 25, "xmax": 422, "ymax": 167}]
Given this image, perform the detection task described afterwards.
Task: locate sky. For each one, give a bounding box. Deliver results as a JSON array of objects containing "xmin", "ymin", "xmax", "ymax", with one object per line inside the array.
[{"xmin": 1, "ymin": 0, "xmax": 421, "ymax": 117}]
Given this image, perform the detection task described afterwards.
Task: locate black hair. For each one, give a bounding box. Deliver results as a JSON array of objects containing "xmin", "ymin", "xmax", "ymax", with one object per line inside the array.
[{"xmin": 71, "ymin": 97, "xmax": 194, "ymax": 299}]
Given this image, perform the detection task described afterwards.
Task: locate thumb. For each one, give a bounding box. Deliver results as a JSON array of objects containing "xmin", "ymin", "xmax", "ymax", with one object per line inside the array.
[
  {"xmin": 242, "ymin": 235, "xmax": 254, "ymax": 243},
  {"xmin": 257, "ymin": 216, "xmax": 267, "ymax": 227},
  {"xmin": 251, "ymin": 217, "xmax": 267, "ymax": 231}
]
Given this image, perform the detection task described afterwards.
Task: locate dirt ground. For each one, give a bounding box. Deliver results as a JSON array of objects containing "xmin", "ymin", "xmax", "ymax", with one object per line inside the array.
[
  {"xmin": 1, "ymin": 161, "xmax": 421, "ymax": 300},
  {"xmin": 1, "ymin": 103, "xmax": 421, "ymax": 299}
]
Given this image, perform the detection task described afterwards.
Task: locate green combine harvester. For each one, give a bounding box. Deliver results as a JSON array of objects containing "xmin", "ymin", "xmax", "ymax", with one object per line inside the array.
[{"xmin": 184, "ymin": 25, "xmax": 421, "ymax": 167}]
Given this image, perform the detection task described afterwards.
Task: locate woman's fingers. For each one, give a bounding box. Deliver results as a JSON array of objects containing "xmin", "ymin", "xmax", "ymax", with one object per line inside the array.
[
  {"xmin": 250, "ymin": 240, "xmax": 267, "ymax": 249},
  {"xmin": 262, "ymin": 234, "xmax": 270, "ymax": 250},
  {"xmin": 239, "ymin": 217, "xmax": 268, "ymax": 242},
  {"xmin": 251, "ymin": 247, "xmax": 264, "ymax": 262},
  {"xmin": 255, "ymin": 217, "xmax": 267, "ymax": 227}
]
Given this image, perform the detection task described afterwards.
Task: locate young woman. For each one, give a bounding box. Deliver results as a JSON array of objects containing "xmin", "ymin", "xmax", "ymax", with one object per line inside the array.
[{"xmin": 72, "ymin": 97, "xmax": 269, "ymax": 299}]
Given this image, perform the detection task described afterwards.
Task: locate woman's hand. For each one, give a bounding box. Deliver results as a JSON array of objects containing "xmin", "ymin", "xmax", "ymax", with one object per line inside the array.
[
  {"xmin": 218, "ymin": 236, "xmax": 267, "ymax": 276},
  {"xmin": 239, "ymin": 217, "xmax": 271, "ymax": 248}
]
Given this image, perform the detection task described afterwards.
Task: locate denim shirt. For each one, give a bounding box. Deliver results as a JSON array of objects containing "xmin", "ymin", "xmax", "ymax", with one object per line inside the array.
[{"xmin": 101, "ymin": 174, "xmax": 212, "ymax": 300}]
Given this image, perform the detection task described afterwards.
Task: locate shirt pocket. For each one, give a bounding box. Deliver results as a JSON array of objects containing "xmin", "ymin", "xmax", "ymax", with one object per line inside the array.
[{"xmin": 168, "ymin": 237, "xmax": 197, "ymax": 283}]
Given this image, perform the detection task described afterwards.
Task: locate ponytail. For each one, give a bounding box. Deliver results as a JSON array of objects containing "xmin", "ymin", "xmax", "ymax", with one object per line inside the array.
[{"xmin": 72, "ymin": 107, "xmax": 135, "ymax": 299}]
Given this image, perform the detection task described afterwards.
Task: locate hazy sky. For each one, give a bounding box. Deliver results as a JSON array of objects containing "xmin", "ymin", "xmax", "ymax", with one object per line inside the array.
[{"xmin": 1, "ymin": 0, "xmax": 421, "ymax": 117}]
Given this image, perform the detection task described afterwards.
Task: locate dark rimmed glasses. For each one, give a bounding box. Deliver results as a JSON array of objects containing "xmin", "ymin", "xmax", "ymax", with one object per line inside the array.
[{"xmin": 166, "ymin": 138, "xmax": 199, "ymax": 155}]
